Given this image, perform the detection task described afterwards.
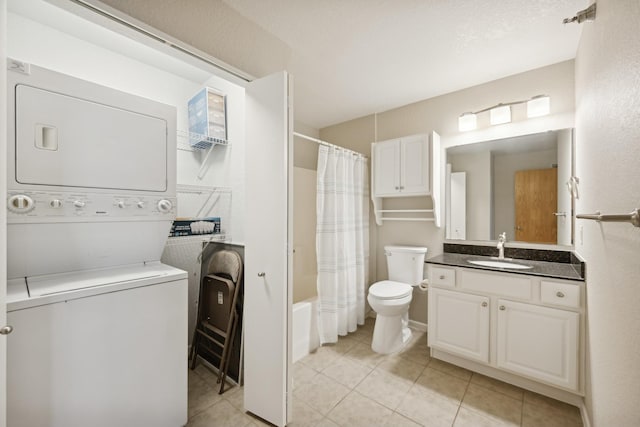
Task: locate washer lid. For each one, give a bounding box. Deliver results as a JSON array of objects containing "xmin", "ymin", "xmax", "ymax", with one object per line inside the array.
[{"xmin": 369, "ymin": 280, "xmax": 413, "ymax": 299}]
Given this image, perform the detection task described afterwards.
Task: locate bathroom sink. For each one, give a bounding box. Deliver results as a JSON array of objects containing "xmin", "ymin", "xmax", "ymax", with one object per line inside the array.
[{"xmin": 467, "ymin": 260, "xmax": 533, "ymax": 270}]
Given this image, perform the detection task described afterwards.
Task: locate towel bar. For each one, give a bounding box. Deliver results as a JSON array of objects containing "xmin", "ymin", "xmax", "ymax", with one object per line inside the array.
[{"xmin": 576, "ymin": 208, "xmax": 640, "ymax": 227}]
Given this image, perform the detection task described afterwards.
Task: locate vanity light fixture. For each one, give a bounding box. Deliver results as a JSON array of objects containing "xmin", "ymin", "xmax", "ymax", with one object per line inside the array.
[
  {"xmin": 458, "ymin": 95, "xmax": 551, "ymax": 132},
  {"xmin": 490, "ymin": 105, "xmax": 511, "ymax": 125},
  {"xmin": 527, "ymin": 95, "xmax": 551, "ymax": 118},
  {"xmin": 458, "ymin": 112, "xmax": 477, "ymax": 131}
]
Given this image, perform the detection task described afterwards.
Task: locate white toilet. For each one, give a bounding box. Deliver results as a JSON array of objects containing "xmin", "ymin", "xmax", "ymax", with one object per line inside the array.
[{"xmin": 367, "ymin": 245, "xmax": 428, "ymax": 354}]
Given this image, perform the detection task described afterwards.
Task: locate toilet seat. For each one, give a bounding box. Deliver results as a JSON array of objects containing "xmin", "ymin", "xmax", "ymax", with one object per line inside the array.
[{"xmin": 369, "ymin": 280, "xmax": 412, "ymax": 300}]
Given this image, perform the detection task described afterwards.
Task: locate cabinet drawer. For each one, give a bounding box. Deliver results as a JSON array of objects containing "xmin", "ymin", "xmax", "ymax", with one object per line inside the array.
[
  {"xmin": 430, "ymin": 266, "xmax": 456, "ymax": 287},
  {"xmin": 460, "ymin": 269, "xmax": 532, "ymax": 300},
  {"xmin": 541, "ymin": 281, "xmax": 581, "ymax": 308}
]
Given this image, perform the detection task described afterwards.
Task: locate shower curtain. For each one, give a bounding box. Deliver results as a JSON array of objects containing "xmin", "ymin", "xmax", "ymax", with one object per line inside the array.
[{"xmin": 316, "ymin": 145, "xmax": 369, "ymax": 344}]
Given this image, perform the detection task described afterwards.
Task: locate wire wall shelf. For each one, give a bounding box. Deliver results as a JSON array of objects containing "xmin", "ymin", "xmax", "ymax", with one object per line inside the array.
[
  {"xmin": 176, "ymin": 130, "xmax": 229, "ymax": 152},
  {"xmin": 173, "ymin": 184, "xmax": 232, "ymax": 242}
]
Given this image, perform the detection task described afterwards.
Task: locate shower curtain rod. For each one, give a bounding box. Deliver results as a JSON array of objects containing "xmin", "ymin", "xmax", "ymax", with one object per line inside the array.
[{"xmin": 293, "ymin": 132, "xmax": 367, "ymax": 159}]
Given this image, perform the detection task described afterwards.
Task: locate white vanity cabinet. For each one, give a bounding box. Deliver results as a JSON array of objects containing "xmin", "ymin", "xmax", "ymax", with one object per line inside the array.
[
  {"xmin": 496, "ymin": 299, "xmax": 579, "ymax": 390},
  {"xmin": 427, "ymin": 264, "xmax": 585, "ymax": 402},
  {"xmin": 372, "ymin": 134, "xmax": 429, "ymax": 197},
  {"xmin": 429, "ymin": 287, "xmax": 490, "ymax": 363}
]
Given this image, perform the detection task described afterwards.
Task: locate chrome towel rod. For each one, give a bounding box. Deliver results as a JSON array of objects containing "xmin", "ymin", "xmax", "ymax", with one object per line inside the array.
[{"xmin": 576, "ymin": 209, "xmax": 640, "ymax": 227}]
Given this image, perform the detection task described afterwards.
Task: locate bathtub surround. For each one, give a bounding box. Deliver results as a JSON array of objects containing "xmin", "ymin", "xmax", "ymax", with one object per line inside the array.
[{"xmin": 316, "ymin": 146, "xmax": 370, "ymax": 344}]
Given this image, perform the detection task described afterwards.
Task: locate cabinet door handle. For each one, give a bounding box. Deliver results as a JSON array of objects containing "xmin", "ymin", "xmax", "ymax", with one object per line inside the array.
[
  {"xmin": 439, "ymin": 275, "xmax": 445, "ymax": 280},
  {"xmin": 556, "ymin": 291, "xmax": 565, "ymax": 298},
  {"xmin": 257, "ymin": 272, "xmax": 266, "ymax": 277},
  {"xmin": 395, "ymin": 186, "xmax": 399, "ymax": 190},
  {"xmin": 499, "ymin": 305, "xmax": 506, "ymax": 311},
  {"xmin": 481, "ymin": 302, "xmax": 487, "ymax": 307},
  {"xmin": 400, "ymin": 186, "xmax": 404, "ymax": 190},
  {"xmin": 0, "ymin": 325, "xmax": 13, "ymax": 335}
]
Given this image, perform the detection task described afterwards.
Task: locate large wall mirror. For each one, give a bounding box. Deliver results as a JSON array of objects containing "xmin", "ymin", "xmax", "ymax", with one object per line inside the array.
[{"xmin": 445, "ymin": 128, "xmax": 574, "ymax": 247}]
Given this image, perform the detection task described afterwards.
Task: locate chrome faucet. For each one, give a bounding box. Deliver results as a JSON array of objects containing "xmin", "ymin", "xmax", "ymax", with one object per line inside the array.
[{"xmin": 497, "ymin": 232, "xmax": 507, "ymax": 260}]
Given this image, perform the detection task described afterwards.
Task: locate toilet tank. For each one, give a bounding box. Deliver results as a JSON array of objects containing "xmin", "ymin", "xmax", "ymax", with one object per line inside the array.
[{"xmin": 385, "ymin": 245, "xmax": 428, "ymax": 285}]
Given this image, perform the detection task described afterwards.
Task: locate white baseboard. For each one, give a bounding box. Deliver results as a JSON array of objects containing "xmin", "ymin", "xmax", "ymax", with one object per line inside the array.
[
  {"xmin": 408, "ymin": 320, "xmax": 427, "ymax": 332},
  {"xmin": 579, "ymin": 400, "xmax": 592, "ymax": 427}
]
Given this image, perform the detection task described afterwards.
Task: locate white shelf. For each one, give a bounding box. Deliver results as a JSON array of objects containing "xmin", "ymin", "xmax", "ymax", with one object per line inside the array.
[{"xmin": 176, "ymin": 130, "xmax": 228, "ymax": 152}]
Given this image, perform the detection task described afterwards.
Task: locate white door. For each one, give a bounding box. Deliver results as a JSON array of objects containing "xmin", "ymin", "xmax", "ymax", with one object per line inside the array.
[
  {"xmin": 373, "ymin": 139, "xmax": 400, "ymax": 197},
  {"xmin": 428, "ymin": 288, "xmax": 490, "ymax": 363},
  {"xmin": 244, "ymin": 71, "xmax": 292, "ymax": 427},
  {"xmin": 1, "ymin": 2, "xmax": 9, "ymax": 425},
  {"xmin": 496, "ymin": 299, "xmax": 579, "ymax": 390},
  {"xmin": 400, "ymin": 134, "xmax": 429, "ymax": 195}
]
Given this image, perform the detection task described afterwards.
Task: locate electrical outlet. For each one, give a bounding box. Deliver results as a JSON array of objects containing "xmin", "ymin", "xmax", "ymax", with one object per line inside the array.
[{"xmin": 7, "ymin": 59, "xmax": 30, "ymax": 75}]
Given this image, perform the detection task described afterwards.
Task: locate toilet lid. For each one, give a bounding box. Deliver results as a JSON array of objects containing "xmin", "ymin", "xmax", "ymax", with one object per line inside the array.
[{"xmin": 369, "ymin": 280, "xmax": 412, "ymax": 300}]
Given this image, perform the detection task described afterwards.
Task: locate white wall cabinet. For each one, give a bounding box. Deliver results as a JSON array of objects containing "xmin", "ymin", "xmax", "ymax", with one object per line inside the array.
[
  {"xmin": 427, "ymin": 265, "xmax": 584, "ymax": 402},
  {"xmin": 429, "ymin": 287, "xmax": 489, "ymax": 363},
  {"xmin": 496, "ymin": 299, "xmax": 579, "ymax": 390},
  {"xmin": 370, "ymin": 132, "xmax": 440, "ymax": 226},
  {"xmin": 373, "ymin": 134, "xmax": 429, "ymax": 197}
]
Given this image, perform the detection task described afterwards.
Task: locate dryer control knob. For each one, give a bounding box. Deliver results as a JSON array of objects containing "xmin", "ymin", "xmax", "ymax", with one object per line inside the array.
[
  {"xmin": 73, "ymin": 200, "xmax": 85, "ymax": 208},
  {"xmin": 157, "ymin": 199, "xmax": 173, "ymax": 213},
  {"xmin": 137, "ymin": 201, "xmax": 145, "ymax": 209},
  {"xmin": 117, "ymin": 201, "xmax": 125, "ymax": 209},
  {"xmin": 8, "ymin": 194, "xmax": 35, "ymax": 213},
  {"xmin": 50, "ymin": 199, "xmax": 63, "ymax": 209}
]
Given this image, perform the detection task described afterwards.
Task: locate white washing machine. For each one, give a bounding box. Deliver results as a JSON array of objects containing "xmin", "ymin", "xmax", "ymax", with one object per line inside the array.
[{"xmin": 6, "ymin": 62, "xmax": 188, "ymax": 427}]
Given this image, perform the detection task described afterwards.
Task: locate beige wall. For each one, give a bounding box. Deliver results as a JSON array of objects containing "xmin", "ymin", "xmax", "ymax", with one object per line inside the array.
[
  {"xmin": 574, "ymin": 0, "xmax": 640, "ymax": 425},
  {"xmin": 293, "ymin": 167, "xmax": 317, "ymax": 303},
  {"xmin": 321, "ymin": 61, "xmax": 575, "ymax": 324}
]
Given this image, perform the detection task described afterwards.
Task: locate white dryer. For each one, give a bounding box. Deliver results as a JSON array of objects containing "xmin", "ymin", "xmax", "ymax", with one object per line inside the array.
[{"xmin": 6, "ymin": 63, "xmax": 188, "ymax": 427}]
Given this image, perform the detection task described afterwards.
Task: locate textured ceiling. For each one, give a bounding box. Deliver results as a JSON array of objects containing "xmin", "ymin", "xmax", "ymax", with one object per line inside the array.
[{"xmin": 221, "ymin": 0, "xmax": 587, "ymax": 128}]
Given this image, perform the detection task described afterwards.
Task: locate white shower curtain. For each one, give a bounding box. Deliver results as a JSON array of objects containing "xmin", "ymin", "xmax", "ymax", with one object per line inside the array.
[{"xmin": 316, "ymin": 145, "xmax": 369, "ymax": 344}]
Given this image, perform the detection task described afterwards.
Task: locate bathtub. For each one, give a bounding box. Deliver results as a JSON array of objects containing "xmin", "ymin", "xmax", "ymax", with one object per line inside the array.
[{"xmin": 292, "ymin": 297, "xmax": 320, "ymax": 363}]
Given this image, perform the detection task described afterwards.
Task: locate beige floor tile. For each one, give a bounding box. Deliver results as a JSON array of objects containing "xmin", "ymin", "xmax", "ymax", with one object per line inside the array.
[
  {"xmin": 344, "ymin": 341, "xmax": 386, "ymax": 368},
  {"xmin": 428, "ymin": 358, "xmax": 473, "ymax": 381},
  {"xmin": 293, "ymin": 373, "xmax": 351, "ymax": 415},
  {"xmin": 414, "ymin": 366, "xmax": 470, "ymax": 404},
  {"xmin": 471, "ymin": 374, "xmax": 524, "ymax": 401},
  {"xmin": 351, "ymin": 325, "xmax": 375, "ymax": 344},
  {"xmin": 188, "ymin": 373, "xmax": 224, "ymax": 418},
  {"xmin": 524, "ymin": 391, "xmax": 582, "ymax": 421},
  {"xmin": 301, "ymin": 346, "xmax": 341, "ymax": 372},
  {"xmin": 522, "ymin": 392, "xmax": 583, "ymax": 427},
  {"xmin": 391, "ymin": 331, "xmax": 431, "ymax": 366},
  {"xmin": 454, "ymin": 406, "xmax": 509, "ymax": 427},
  {"xmin": 222, "ymin": 385, "xmax": 244, "ymax": 411},
  {"xmin": 322, "ymin": 335, "xmax": 359, "ymax": 355},
  {"xmin": 355, "ymin": 368, "xmax": 414, "ymax": 410},
  {"xmin": 322, "ymin": 355, "xmax": 373, "ymax": 389},
  {"xmin": 315, "ymin": 418, "xmax": 340, "ymax": 427},
  {"xmin": 327, "ymin": 391, "xmax": 393, "ymax": 427},
  {"xmin": 382, "ymin": 412, "xmax": 422, "ymax": 427},
  {"xmin": 376, "ymin": 357, "xmax": 425, "ymax": 382},
  {"xmin": 187, "ymin": 400, "xmax": 252, "ymax": 427},
  {"xmin": 396, "ymin": 384, "xmax": 460, "ymax": 427},
  {"xmin": 288, "ymin": 398, "xmax": 325, "ymax": 427},
  {"xmin": 461, "ymin": 383, "xmax": 522, "ymax": 426},
  {"xmin": 293, "ymin": 362, "xmax": 320, "ymax": 390}
]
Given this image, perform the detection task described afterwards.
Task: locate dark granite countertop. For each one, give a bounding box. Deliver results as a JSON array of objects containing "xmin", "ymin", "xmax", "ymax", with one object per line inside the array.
[{"xmin": 426, "ymin": 253, "xmax": 584, "ymax": 282}]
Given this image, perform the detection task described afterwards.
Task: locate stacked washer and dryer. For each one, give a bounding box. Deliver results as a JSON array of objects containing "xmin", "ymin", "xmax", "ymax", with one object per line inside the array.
[{"xmin": 5, "ymin": 63, "xmax": 188, "ymax": 427}]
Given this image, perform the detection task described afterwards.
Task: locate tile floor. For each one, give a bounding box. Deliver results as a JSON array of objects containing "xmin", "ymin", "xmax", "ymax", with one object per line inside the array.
[{"xmin": 187, "ymin": 318, "xmax": 583, "ymax": 427}]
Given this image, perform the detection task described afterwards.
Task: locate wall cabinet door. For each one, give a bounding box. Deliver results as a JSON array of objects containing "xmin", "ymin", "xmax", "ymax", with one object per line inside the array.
[
  {"xmin": 372, "ymin": 135, "xmax": 429, "ymax": 197},
  {"xmin": 400, "ymin": 134, "xmax": 429, "ymax": 195},
  {"xmin": 496, "ymin": 299, "xmax": 579, "ymax": 390},
  {"xmin": 428, "ymin": 288, "xmax": 490, "ymax": 363},
  {"xmin": 373, "ymin": 139, "xmax": 400, "ymax": 196}
]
